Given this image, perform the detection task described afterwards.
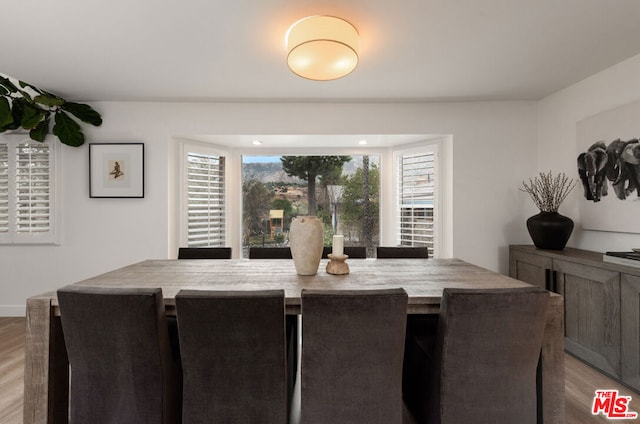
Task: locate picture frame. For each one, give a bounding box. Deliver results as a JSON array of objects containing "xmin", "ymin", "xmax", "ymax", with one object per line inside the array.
[
  {"xmin": 576, "ymin": 99, "xmax": 640, "ymax": 233},
  {"xmin": 89, "ymin": 143, "xmax": 144, "ymax": 198}
]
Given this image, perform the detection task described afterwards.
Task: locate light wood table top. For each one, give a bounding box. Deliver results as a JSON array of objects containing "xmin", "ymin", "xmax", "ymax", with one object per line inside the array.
[{"xmin": 45, "ymin": 258, "xmax": 537, "ymax": 313}]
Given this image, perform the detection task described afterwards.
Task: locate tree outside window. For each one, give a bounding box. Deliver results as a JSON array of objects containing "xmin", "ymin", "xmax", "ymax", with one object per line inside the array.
[{"xmin": 241, "ymin": 155, "xmax": 380, "ymax": 257}]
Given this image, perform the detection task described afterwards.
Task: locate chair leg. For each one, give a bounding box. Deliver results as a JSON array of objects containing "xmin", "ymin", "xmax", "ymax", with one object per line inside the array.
[
  {"xmin": 286, "ymin": 315, "xmax": 298, "ymax": 407},
  {"xmin": 166, "ymin": 316, "xmax": 183, "ymax": 420},
  {"xmin": 402, "ymin": 314, "xmax": 438, "ymax": 423}
]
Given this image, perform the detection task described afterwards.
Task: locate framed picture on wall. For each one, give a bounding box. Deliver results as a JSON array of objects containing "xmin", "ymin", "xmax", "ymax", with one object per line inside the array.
[
  {"xmin": 89, "ymin": 143, "xmax": 144, "ymax": 198},
  {"xmin": 576, "ymin": 99, "xmax": 640, "ymax": 233}
]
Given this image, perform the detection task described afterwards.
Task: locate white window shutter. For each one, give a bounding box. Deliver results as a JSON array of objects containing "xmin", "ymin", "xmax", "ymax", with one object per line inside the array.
[
  {"xmin": 16, "ymin": 143, "xmax": 51, "ymax": 234},
  {"xmin": 0, "ymin": 137, "xmax": 57, "ymax": 245},
  {"xmin": 186, "ymin": 152, "xmax": 225, "ymax": 247},
  {"xmin": 397, "ymin": 149, "xmax": 437, "ymax": 257},
  {"xmin": 0, "ymin": 143, "xmax": 8, "ymax": 235}
]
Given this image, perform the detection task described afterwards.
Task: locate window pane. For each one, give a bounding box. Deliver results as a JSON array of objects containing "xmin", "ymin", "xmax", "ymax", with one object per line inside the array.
[
  {"xmin": 397, "ymin": 149, "xmax": 437, "ymax": 257},
  {"xmin": 186, "ymin": 152, "xmax": 225, "ymax": 247},
  {"xmin": 241, "ymin": 155, "xmax": 380, "ymax": 258}
]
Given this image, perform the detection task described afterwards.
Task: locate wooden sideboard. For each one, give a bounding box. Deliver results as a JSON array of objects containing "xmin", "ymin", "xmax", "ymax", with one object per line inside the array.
[{"xmin": 510, "ymin": 245, "xmax": 640, "ymax": 392}]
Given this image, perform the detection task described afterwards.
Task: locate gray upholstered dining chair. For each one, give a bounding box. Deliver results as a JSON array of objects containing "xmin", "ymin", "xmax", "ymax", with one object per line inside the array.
[
  {"xmin": 300, "ymin": 288, "xmax": 408, "ymax": 424},
  {"xmin": 249, "ymin": 246, "xmax": 293, "ymax": 259},
  {"xmin": 376, "ymin": 246, "xmax": 429, "ymax": 371},
  {"xmin": 376, "ymin": 246, "xmax": 429, "ymax": 259},
  {"xmin": 175, "ymin": 289, "xmax": 288, "ymax": 424},
  {"xmin": 322, "ymin": 246, "xmax": 367, "ymax": 258},
  {"xmin": 57, "ymin": 285, "xmax": 181, "ymax": 424},
  {"xmin": 247, "ymin": 245, "xmax": 298, "ymax": 404},
  {"xmin": 178, "ymin": 247, "xmax": 232, "ymax": 259},
  {"xmin": 403, "ymin": 287, "xmax": 549, "ymax": 424}
]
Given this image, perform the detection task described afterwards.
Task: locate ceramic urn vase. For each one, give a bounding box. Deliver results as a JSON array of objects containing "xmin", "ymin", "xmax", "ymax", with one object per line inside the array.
[{"xmin": 289, "ymin": 215, "xmax": 324, "ymax": 275}]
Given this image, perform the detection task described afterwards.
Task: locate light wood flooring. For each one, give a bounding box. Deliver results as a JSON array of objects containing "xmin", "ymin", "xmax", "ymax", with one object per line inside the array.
[
  {"xmin": 1, "ymin": 317, "xmax": 638, "ymax": 424},
  {"xmin": 1, "ymin": 318, "xmax": 25, "ymax": 424}
]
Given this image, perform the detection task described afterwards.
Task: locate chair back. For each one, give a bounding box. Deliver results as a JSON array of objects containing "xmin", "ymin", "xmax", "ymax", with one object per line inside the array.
[
  {"xmin": 57, "ymin": 285, "xmax": 180, "ymax": 424},
  {"xmin": 249, "ymin": 247, "xmax": 292, "ymax": 259},
  {"xmin": 246, "ymin": 247, "xmax": 299, "ymax": 406},
  {"xmin": 178, "ymin": 247, "xmax": 232, "ymax": 259},
  {"xmin": 376, "ymin": 246, "xmax": 429, "ymax": 259},
  {"xmin": 301, "ymin": 288, "xmax": 408, "ymax": 424},
  {"xmin": 175, "ymin": 289, "xmax": 288, "ymax": 424},
  {"xmin": 429, "ymin": 287, "xmax": 549, "ymax": 424},
  {"xmin": 322, "ymin": 246, "xmax": 367, "ymax": 259}
]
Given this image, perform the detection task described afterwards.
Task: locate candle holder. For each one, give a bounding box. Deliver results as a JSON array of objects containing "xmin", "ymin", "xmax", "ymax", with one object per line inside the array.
[{"xmin": 326, "ymin": 253, "xmax": 350, "ymax": 275}]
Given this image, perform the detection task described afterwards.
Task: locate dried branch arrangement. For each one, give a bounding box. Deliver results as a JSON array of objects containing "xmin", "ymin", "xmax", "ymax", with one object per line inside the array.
[{"xmin": 520, "ymin": 171, "xmax": 577, "ymax": 212}]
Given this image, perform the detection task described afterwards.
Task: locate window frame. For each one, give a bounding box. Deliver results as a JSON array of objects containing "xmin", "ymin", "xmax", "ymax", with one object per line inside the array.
[
  {"xmin": 179, "ymin": 142, "xmax": 229, "ymax": 248},
  {"xmin": 176, "ymin": 141, "xmax": 444, "ymax": 258},
  {"xmin": 392, "ymin": 141, "xmax": 441, "ymax": 257},
  {"xmin": 0, "ymin": 134, "xmax": 60, "ymax": 245}
]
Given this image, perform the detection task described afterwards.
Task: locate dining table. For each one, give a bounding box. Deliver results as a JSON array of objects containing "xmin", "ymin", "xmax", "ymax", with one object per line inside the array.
[{"xmin": 22, "ymin": 257, "xmax": 565, "ymax": 424}]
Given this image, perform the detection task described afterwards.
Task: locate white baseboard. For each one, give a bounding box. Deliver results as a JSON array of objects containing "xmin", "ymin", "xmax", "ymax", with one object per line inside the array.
[{"xmin": 0, "ymin": 305, "xmax": 26, "ymax": 317}]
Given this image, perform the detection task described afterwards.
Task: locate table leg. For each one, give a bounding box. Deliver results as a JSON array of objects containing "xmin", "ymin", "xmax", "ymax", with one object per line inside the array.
[
  {"xmin": 540, "ymin": 295, "xmax": 566, "ymax": 423},
  {"xmin": 49, "ymin": 316, "xmax": 69, "ymax": 424},
  {"xmin": 23, "ymin": 298, "xmax": 69, "ymax": 424}
]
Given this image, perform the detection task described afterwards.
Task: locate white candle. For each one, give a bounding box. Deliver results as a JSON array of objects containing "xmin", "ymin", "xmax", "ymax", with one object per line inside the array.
[{"xmin": 332, "ymin": 235, "xmax": 344, "ymax": 256}]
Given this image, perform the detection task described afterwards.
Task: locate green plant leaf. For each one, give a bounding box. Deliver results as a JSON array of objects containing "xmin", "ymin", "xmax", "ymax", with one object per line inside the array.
[
  {"xmin": 0, "ymin": 76, "xmax": 18, "ymax": 93},
  {"xmin": 3, "ymin": 98, "xmax": 26, "ymax": 131},
  {"xmin": 61, "ymin": 102, "xmax": 102, "ymax": 126},
  {"xmin": 21, "ymin": 104, "xmax": 44, "ymax": 129},
  {"xmin": 0, "ymin": 97, "xmax": 13, "ymax": 129},
  {"xmin": 19, "ymin": 80, "xmax": 43, "ymax": 94},
  {"xmin": 29, "ymin": 115, "xmax": 50, "ymax": 142},
  {"xmin": 34, "ymin": 94, "xmax": 65, "ymax": 107},
  {"xmin": 53, "ymin": 110, "xmax": 84, "ymax": 146},
  {"xmin": 9, "ymin": 81, "xmax": 33, "ymax": 102},
  {"xmin": 16, "ymin": 88, "xmax": 32, "ymax": 102},
  {"xmin": 0, "ymin": 76, "xmax": 101, "ymax": 147}
]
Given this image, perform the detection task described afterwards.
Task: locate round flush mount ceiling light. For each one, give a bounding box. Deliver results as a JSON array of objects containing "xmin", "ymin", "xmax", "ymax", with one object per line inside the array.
[{"xmin": 286, "ymin": 15, "xmax": 359, "ymax": 81}]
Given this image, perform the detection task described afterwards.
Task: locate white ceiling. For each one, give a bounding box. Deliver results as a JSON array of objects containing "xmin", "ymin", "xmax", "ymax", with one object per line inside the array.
[{"xmin": 4, "ymin": 0, "xmax": 640, "ymax": 104}]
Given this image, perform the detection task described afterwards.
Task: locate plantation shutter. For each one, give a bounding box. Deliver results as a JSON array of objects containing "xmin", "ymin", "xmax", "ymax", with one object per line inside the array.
[
  {"xmin": 16, "ymin": 143, "xmax": 51, "ymax": 234},
  {"xmin": 0, "ymin": 143, "xmax": 8, "ymax": 235},
  {"xmin": 397, "ymin": 147, "xmax": 437, "ymax": 257},
  {"xmin": 0, "ymin": 138, "xmax": 57, "ymax": 244},
  {"xmin": 186, "ymin": 152, "xmax": 225, "ymax": 247}
]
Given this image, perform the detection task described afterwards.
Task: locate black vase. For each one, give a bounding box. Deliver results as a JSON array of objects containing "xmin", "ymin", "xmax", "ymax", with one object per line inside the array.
[{"xmin": 526, "ymin": 211, "xmax": 574, "ymax": 250}]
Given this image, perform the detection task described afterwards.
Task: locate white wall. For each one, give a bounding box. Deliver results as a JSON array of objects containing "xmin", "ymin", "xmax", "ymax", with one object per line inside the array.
[
  {"xmin": 537, "ymin": 53, "xmax": 640, "ymax": 251},
  {"xmin": 1, "ymin": 101, "xmax": 537, "ymax": 315}
]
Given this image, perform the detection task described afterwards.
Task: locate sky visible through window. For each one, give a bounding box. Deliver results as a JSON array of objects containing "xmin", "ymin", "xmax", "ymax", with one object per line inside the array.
[{"xmin": 242, "ymin": 156, "xmax": 282, "ymax": 163}]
